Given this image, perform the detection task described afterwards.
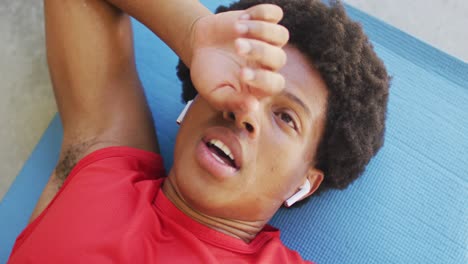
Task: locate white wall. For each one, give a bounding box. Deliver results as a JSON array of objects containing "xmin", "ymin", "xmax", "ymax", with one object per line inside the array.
[{"xmin": 345, "ymin": 0, "xmax": 468, "ymax": 62}]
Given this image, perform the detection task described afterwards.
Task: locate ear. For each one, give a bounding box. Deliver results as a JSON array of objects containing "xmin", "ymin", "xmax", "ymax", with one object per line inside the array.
[
  {"xmin": 302, "ymin": 168, "xmax": 324, "ymax": 200},
  {"xmin": 284, "ymin": 168, "xmax": 323, "ymax": 207}
]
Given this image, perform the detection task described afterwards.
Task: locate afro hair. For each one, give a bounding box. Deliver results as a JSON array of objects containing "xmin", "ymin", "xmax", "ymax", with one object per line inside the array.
[{"xmin": 176, "ymin": 0, "xmax": 390, "ymax": 194}]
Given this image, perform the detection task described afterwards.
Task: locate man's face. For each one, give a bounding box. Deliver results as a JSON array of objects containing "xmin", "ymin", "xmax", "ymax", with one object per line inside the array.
[{"xmin": 169, "ymin": 46, "xmax": 328, "ymax": 221}]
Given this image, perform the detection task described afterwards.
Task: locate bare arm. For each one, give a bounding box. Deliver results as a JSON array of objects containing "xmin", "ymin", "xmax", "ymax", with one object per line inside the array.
[
  {"xmin": 31, "ymin": 0, "xmax": 288, "ymax": 222},
  {"xmin": 102, "ymin": 0, "xmax": 210, "ymax": 66},
  {"xmin": 31, "ymin": 0, "xmax": 211, "ymax": 222}
]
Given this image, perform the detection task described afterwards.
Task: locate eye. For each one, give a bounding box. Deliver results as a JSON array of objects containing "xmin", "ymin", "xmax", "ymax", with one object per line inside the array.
[{"xmin": 275, "ymin": 111, "xmax": 298, "ymax": 130}]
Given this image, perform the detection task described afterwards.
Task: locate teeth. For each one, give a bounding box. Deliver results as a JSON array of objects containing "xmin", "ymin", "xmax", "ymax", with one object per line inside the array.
[
  {"xmin": 211, "ymin": 151, "xmax": 228, "ymax": 165},
  {"xmin": 209, "ymin": 139, "xmax": 234, "ymax": 161}
]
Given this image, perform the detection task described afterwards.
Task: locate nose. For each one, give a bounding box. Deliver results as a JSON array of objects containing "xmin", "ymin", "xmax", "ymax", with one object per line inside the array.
[{"xmin": 223, "ymin": 110, "xmax": 260, "ymax": 138}]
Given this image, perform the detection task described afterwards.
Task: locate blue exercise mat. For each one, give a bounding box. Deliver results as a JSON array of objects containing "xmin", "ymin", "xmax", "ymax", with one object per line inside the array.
[{"xmin": 1, "ymin": 1, "xmax": 467, "ymax": 263}]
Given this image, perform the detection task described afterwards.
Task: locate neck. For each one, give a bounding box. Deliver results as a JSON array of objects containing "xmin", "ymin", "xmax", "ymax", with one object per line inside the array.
[{"xmin": 161, "ymin": 176, "xmax": 267, "ymax": 243}]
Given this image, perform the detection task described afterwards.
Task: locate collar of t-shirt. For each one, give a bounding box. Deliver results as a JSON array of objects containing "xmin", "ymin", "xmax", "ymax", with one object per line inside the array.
[{"xmin": 153, "ymin": 183, "xmax": 280, "ymax": 254}]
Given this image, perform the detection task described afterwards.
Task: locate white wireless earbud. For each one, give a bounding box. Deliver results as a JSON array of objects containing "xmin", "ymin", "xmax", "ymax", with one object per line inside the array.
[
  {"xmin": 284, "ymin": 180, "xmax": 311, "ymax": 207},
  {"xmin": 176, "ymin": 100, "xmax": 193, "ymax": 125}
]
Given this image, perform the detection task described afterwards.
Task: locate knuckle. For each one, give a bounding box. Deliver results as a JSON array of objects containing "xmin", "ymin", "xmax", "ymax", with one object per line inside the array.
[
  {"xmin": 251, "ymin": 70, "xmax": 266, "ymax": 88},
  {"xmin": 256, "ymin": 23, "xmax": 268, "ymax": 37},
  {"xmin": 255, "ymin": 43, "xmax": 266, "ymax": 60}
]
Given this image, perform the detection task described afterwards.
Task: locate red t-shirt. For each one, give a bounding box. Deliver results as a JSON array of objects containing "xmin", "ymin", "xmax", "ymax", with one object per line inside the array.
[{"xmin": 8, "ymin": 146, "xmax": 313, "ymax": 263}]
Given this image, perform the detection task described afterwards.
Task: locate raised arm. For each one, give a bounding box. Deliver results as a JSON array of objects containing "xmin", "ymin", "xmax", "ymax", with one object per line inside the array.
[
  {"xmin": 101, "ymin": 0, "xmax": 210, "ymax": 66},
  {"xmin": 31, "ymin": 0, "xmax": 288, "ymax": 222},
  {"xmin": 95, "ymin": 0, "xmax": 290, "ymax": 111},
  {"xmin": 32, "ymin": 0, "xmax": 211, "ymax": 222}
]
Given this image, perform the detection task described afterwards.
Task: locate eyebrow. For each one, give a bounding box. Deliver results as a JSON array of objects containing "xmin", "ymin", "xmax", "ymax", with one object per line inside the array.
[{"xmin": 281, "ymin": 91, "xmax": 312, "ymax": 117}]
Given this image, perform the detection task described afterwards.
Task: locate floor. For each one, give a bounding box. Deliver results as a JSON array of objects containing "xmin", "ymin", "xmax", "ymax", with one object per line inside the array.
[{"xmin": 0, "ymin": 0, "xmax": 467, "ymax": 201}]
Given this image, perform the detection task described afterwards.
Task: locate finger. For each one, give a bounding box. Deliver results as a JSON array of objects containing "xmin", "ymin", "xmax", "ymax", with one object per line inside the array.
[
  {"xmin": 241, "ymin": 68, "xmax": 285, "ymax": 96},
  {"xmin": 236, "ymin": 20, "xmax": 289, "ymax": 46},
  {"xmin": 243, "ymin": 4, "xmax": 284, "ymax": 23},
  {"xmin": 209, "ymin": 86, "xmax": 259, "ymax": 113},
  {"xmin": 235, "ymin": 38, "xmax": 287, "ymax": 71}
]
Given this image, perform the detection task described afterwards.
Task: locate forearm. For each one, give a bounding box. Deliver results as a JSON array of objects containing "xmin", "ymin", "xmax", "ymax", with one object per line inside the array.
[{"xmin": 103, "ymin": 0, "xmax": 211, "ymax": 66}]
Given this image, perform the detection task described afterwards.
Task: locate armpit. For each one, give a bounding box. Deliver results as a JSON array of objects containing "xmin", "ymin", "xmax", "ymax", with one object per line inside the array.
[
  {"xmin": 55, "ymin": 139, "xmax": 97, "ymax": 188},
  {"xmin": 29, "ymin": 138, "xmax": 105, "ymax": 222}
]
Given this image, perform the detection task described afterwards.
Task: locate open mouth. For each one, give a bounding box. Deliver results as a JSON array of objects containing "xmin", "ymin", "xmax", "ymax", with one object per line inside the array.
[
  {"xmin": 195, "ymin": 127, "xmax": 243, "ymax": 179},
  {"xmin": 205, "ymin": 139, "xmax": 238, "ymax": 169}
]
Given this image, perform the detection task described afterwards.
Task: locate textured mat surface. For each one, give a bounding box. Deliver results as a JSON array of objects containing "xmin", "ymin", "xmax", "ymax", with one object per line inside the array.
[{"xmin": 1, "ymin": 1, "xmax": 467, "ymax": 263}]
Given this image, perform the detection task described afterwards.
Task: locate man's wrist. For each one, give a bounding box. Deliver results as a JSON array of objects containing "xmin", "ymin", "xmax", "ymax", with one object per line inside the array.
[
  {"xmin": 186, "ymin": 14, "xmax": 208, "ymax": 67},
  {"xmin": 101, "ymin": 0, "xmax": 211, "ymax": 67}
]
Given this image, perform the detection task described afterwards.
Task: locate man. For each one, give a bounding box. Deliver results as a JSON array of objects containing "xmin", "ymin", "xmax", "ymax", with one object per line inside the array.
[{"xmin": 8, "ymin": 0, "xmax": 389, "ymax": 263}]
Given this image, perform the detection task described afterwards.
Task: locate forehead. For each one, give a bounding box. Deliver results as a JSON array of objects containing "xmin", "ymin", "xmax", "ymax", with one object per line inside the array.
[{"xmin": 279, "ymin": 45, "xmax": 328, "ymax": 122}]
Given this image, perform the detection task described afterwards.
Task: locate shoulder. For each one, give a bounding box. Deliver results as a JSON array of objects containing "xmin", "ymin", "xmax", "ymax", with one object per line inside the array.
[
  {"xmin": 29, "ymin": 143, "xmax": 164, "ymax": 223},
  {"xmin": 61, "ymin": 145, "xmax": 165, "ymax": 184}
]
